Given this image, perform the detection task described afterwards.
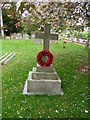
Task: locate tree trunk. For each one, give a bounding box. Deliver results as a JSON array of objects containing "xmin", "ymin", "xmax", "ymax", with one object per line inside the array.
[
  {"xmin": 85, "ymin": 35, "xmax": 90, "ymax": 48},
  {"xmin": 0, "ymin": 2, "xmax": 4, "ymax": 39}
]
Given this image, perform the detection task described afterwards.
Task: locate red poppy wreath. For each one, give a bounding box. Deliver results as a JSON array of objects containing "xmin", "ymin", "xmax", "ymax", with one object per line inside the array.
[{"xmin": 36, "ymin": 50, "xmax": 53, "ymax": 67}]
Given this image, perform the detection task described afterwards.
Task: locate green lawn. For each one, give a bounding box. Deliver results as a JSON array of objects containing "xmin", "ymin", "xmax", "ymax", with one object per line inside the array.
[{"xmin": 1, "ymin": 39, "xmax": 88, "ymax": 119}]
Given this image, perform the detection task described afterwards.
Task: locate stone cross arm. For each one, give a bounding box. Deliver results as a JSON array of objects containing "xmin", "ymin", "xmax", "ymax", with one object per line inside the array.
[
  {"xmin": 35, "ymin": 32, "xmax": 44, "ymax": 39},
  {"xmin": 35, "ymin": 24, "xmax": 58, "ymax": 50},
  {"xmin": 35, "ymin": 32, "xmax": 58, "ymax": 40},
  {"xmin": 49, "ymin": 34, "xmax": 58, "ymax": 40}
]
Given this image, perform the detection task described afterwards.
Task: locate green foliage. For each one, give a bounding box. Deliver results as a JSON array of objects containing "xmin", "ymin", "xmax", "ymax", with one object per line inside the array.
[
  {"xmin": 2, "ymin": 40, "xmax": 88, "ymax": 118},
  {"xmin": 76, "ymin": 32, "xmax": 80, "ymax": 38},
  {"xmin": 81, "ymin": 31, "xmax": 88, "ymax": 39},
  {"xmin": 27, "ymin": 24, "xmax": 37, "ymax": 36},
  {"xmin": 81, "ymin": 23, "xmax": 85, "ymax": 31},
  {"xmin": 2, "ymin": 5, "xmax": 23, "ymax": 36},
  {"xmin": 23, "ymin": 23, "xmax": 37, "ymax": 35},
  {"xmin": 75, "ymin": 31, "xmax": 88, "ymax": 39}
]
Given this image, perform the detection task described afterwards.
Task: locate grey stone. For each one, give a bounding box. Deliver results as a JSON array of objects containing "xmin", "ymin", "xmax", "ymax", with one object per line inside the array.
[
  {"xmin": 34, "ymin": 39, "xmax": 42, "ymax": 44},
  {"xmin": 35, "ymin": 24, "xmax": 58, "ymax": 50},
  {"xmin": 79, "ymin": 39, "xmax": 85, "ymax": 44},
  {"xmin": 32, "ymin": 72, "xmax": 58, "ymax": 80},
  {"xmin": 27, "ymin": 79, "xmax": 63, "ymax": 95},
  {"xmin": 73, "ymin": 38, "xmax": 77, "ymax": 42},
  {"xmin": 5, "ymin": 36, "xmax": 10, "ymax": 39},
  {"xmin": 23, "ymin": 24, "xmax": 63, "ymax": 95},
  {"xmin": 50, "ymin": 40, "xmax": 57, "ymax": 44},
  {"xmin": 23, "ymin": 65, "xmax": 64, "ymax": 95},
  {"xmin": 16, "ymin": 33, "xmax": 22, "ymax": 40},
  {"xmin": 36, "ymin": 65, "xmax": 54, "ymax": 73},
  {"xmin": 32, "ymin": 34, "xmax": 42, "ymax": 44},
  {"xmin": 11, "ymin": 33, "xmax": 16, "ymax": 39},
  {"xmin": 23, "ymin": 34, "xmax": 29, "ymax": 40}
]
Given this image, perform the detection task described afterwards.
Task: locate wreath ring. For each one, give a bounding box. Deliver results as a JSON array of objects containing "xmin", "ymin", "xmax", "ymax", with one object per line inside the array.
[{"xmin": 36, "ymin": 50, "xmax": 53, "ymax": 67}]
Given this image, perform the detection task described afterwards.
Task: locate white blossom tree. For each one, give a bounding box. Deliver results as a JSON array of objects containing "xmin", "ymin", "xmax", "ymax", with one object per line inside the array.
[{"xmin": 17, "ymin": 1, "xmax": 89, "ymax": 35}]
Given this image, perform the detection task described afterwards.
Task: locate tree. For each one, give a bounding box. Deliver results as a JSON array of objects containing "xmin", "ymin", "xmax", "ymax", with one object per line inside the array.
[
  {"xmin": 85, "ymin": 2, "xmax": 90, "ymax": 48},
  {"xmin": 17, "ymin": 1, "xmax": 88, "ymax": 35},
  {"xmin": 0, "ymin": 2, "xmax": 4, "ymax": 38},
  {"xmin": 2, "ymin": 2, "xmax": 23, "ymax": 36}
]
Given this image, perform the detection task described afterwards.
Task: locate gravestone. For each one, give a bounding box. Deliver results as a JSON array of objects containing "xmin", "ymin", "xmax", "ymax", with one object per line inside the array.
[
  {"xmin": 50, "ymin": 40, "xmax": 57, "ymax": 44},
  {"xmin": 11, "ymin": 33, "xmax": 16, "ymax": 39},
  {"xmin": 23, "ymin": 34, "xmax": 29, "ymax": 40},
  {"xmin": 32, "ymin": 32, "xmax": 42, "ymax": 44},
  {"xmin": 5, "ymin": 36, "xmax": 10, "ymax": 39},
  {"xmin": 73, "ymin": 38, "xmax": 78, "ymax": 42},
  {"xmin": 23, "ymin": 24, "xmax": 63, "ymax": 95},
  {"xmin": 16, "ymin": 33, "xmax": 22, "ymax": 40}
]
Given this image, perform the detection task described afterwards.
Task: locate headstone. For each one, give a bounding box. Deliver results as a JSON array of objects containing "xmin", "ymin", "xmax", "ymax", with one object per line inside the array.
[
  {"xmin": 23, "ymin": 24, "xmax": 63, "ymax": 95},
  {"xmin": 11, "ymin": 33, "xmax": 16, "ymax": 39},
  {"xmin": 33, "ymin": 37, "xmax": 42, "ymax": 44},
  {"xmin": 31, "ymin": 32, "xmax": 35, "ymax": 40},
  {"xmin": 16, "ymin": 33, "xmax": 22, "ymax": 40},
  {"xmin": 79, "ymin": 39, "xmax": 86, "ymax": 44},
  {"xmin": 73, "ymin": 38, "xmax": 78, "ymax": 42},
  {"xmin": 32, "ymin": 32, "xmax": 42, "ymax": 44},
  {"xmin": 5, "ymin": 36, "xmax": 10, "ymax": 39},
  {"xmin": 23, "ymin": 34, "xmax": 29, "ymax": 40},
  {"xmin": 50, "ymin": 40, "xmax": 57, "ymax": 44}
]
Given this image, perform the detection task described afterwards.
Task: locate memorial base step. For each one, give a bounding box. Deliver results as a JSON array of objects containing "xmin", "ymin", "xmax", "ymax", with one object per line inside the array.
[{"xmin": 23, "ymin": 65, "xmax": 64, "ymax": 95}]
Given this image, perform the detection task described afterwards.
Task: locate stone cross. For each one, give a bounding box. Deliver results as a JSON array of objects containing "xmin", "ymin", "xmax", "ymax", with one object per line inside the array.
[{"xmin": 35, "ymin": 24, "xmax": 58, "ymax": 50}]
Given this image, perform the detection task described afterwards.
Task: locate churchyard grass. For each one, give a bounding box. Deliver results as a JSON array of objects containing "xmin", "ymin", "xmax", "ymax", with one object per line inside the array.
[{"xmin": 1, "ymin": 39, "xmax": 88, "ymax": 118}]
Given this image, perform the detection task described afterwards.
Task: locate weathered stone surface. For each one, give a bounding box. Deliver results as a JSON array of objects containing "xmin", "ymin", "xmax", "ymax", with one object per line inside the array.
[
  {"xmin": 33, "ymin": 38, "xmax": 42, "ymax": 44},
  {"xmin": 11, "ymin": 33, "xmax": 16, "ymax": 39},
  {"xmin": 35, "ymin": 24, "xmax": 58, "ymax": 50},
  {"xmin": 5, "ymin": 36, "xmax": 10, "ymax": 39},
  {"xmin": 16, "ymin": 33, "xmax": 22, "ymax": 40},
  {"xmin": 36, "ymin": 66, "xmax": 54, "ymax": 73},
  {"xmin": 23, "ymin": 65, "xmax": 64, "ymax": 95},
  {"xmin": 23, "ymin": 34, "xmax": 29, "ymax": 40},
  {"xmin": 50, "ymin": 40, "xmax": 57, "ymax": 44},
  {"xmin": 32, "ymin": 33, "xmax": 42, "ymax": 44},
  {"xmin": 27, "ymin": 79, "xmax": 63, "ymax": 95},
  {"xmin": 32, "ymin": 72, "xmax": 58, "ymax": 80},
  {"xmin": 23, "ymin": 24, "xmax": 63, "ymax": 95}
]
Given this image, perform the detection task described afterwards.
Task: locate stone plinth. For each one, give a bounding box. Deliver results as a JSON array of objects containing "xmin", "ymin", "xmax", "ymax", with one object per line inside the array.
[
  {"xmin": 36, "ymin": 64, "xmax": 54, "ymax": 73},
  {"xmin": 23, "ymin": 64, "xmax": 64, "ymax": 95}
]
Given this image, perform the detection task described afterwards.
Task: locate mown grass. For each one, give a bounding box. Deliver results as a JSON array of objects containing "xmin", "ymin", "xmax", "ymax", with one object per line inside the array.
[{"xmin": 1, "ymin": 39, "xmax": 88, "ymax": 119}]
